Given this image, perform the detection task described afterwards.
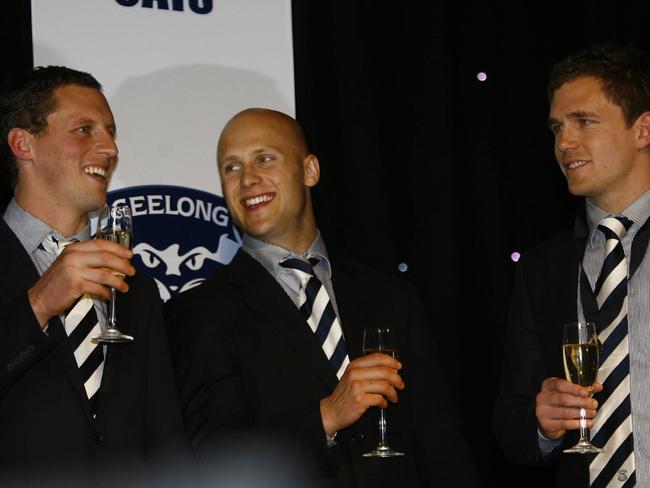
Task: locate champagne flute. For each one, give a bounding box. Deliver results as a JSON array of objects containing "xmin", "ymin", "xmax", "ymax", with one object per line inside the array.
[
  {"xmin": 362, "ymin": 327, "xmax": 405, "ymax": 458},
  {"xmin": 92, "ymin": 205, "xmax": 134, "ymax": 343},
  {"xmin": 562, "ymin": 321, "xmax": 603, "ymax": 453}
]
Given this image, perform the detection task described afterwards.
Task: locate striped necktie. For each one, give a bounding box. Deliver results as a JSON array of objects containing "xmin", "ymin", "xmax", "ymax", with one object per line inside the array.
[
  {"xmin": 588, "ymin": 216, "xmax": 635, "ymax": 488},
  {"xmin": 42, "ymin": 235, "xmax": 105, "ymax": 416},
  {"xmin": 280, "ymin": 257, "xmax": 350, "ymax": 379}
]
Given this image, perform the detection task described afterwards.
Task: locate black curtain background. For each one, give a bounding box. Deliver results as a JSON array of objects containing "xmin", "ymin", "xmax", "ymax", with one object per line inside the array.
[{"xmin": 3, "ymin": 2, "xmax": 650, "ymax": 486}]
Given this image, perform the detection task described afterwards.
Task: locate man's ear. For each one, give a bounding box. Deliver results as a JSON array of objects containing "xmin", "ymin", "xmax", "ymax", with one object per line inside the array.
[
  {"xmin": 7, "ymin": 128, "xmax": 34, "ymax": 161},
  {"xmin": 304, "ymin": 154, "xmax": 320, "ymax": 188},
  {"xmin": 636, "ymin": 112, "xmax": 650, "ymax": 150}
]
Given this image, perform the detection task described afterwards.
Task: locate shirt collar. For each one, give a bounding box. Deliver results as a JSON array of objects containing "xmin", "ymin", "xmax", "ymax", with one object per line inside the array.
[
  {"xmin": 242, "ymin": 230, "xmax": 332, "ymax": 279},
  {"xmin": 586, "ymin": 188, "xmax": 650, "ymax": 246},
  {"xmin": 3, "ymin": 198, "xmax": 92, "ymax": 253}
]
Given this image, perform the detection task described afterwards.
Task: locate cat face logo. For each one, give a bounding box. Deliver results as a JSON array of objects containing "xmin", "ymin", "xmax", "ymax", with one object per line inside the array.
[
  {"xmin": 109, "ymin": 185, "xmax": 240, "ymax": 301},
  {"xmin": 133, "ymin": 231, "xmax": 241, "ymax": 300}
]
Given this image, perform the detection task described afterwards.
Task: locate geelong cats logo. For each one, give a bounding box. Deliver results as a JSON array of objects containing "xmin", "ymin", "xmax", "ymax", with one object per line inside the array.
[{"xmin": 109, "ymin": 185, "xmax": 241, "ymax": 301}]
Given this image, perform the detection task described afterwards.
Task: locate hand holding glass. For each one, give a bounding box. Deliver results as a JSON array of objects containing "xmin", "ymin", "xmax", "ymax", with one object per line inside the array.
[
  {"xmin": 362, "ymin": 327, "xmax": 404, "ymax": 458},
  {"xmin": 562, "ymin": 321, "xmax": 603, "ymax": 454},
  {"xmin": 92, "ymin": 205, "xmax": 134, "ymax": 343}
]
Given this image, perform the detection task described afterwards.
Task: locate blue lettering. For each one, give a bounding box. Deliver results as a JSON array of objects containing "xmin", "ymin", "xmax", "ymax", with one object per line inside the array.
[
  {"xmin": 142, "ymin": 0, "xmax": 169, "ymax": 9},
  {"xmin": 115, "ymin": 0, "xmax": 212, "ymax": 14},
  {"xmin": 189, "ymin": 0, "xmax": 212, "ymax": 14}
]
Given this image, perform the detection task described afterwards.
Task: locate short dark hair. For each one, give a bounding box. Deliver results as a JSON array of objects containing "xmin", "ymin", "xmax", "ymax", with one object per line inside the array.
[
  {"xmin": 547, "ymin": 41, "xmax": 650, "ymax": 126},
  {"xmin": 0, "ymin": 65, "xmax": 103, "ymax": 188}
]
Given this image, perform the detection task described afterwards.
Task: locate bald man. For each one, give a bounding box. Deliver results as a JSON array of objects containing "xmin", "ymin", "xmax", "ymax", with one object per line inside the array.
[{"xmin": 165, "ymin": 108, "xmax": 479, "ymax": 487}]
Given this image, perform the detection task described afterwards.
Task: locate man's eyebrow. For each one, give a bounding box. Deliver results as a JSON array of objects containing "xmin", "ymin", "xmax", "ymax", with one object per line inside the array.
[
  {"xmin": 546, "ymin": 111, "xmax": 600, "ymax": 129},
  {"xmin": 566, "ymin": 110, "xmax": 599, "ymax": 119}
]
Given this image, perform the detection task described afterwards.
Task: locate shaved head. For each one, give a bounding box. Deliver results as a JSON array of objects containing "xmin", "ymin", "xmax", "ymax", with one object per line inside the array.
[{"xmin": 217, "ymin": 108, "xmax": 308, "ymax": 162}]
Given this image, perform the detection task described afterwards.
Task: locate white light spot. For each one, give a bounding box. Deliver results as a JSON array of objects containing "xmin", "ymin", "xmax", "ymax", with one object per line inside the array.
[
  {"xmin": 398, "ymin": 262, "xmax": 408, "ymax": 273},
  {"xmin": 510, "ymin": 252, "xmax": 521, "ymax": 262},
  {"xmin": 477, "ymin": 72, "xmax": 487, "ymax": 82}
]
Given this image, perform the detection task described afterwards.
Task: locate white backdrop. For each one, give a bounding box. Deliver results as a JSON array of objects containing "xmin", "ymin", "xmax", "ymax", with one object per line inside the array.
[
  {"xmin": 32, "ymin": 0, "xmax": 295, "ymax": 193},
  {"xmin": 31, "ymin": 0, "xmax": 295, "ymax": 300}
]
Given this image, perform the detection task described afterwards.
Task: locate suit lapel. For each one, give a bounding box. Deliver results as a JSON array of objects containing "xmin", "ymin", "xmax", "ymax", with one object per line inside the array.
[
  {"xmin": 0, "ymin": 220, "xmax": 94, "ymax": 420},
  {"xmin": 230, "ymin": 251, "xmax": 339, "ymax": 391}
]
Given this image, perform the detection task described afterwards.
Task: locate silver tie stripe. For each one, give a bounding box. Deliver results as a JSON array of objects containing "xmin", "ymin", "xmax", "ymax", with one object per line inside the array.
[
  {"xmin": 590, "ymin": 216, "xmax": 635, "ymax": 488},
  {"xmin": 280, "ymin": 257, "xmax": 350, "ymax": 379},
  {"xmin": 42, "ymin": 235, "xmax": 105, "ymax": 412}
]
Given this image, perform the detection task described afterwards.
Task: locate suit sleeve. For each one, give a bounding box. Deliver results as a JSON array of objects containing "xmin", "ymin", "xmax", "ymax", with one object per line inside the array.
[
  {"xmin": 0, "ymin": 292, "xmax": 58, "ymax": 398},
  {"xmin": 492, "ymin": 260, "xmax": 558, "ymax": 465}
]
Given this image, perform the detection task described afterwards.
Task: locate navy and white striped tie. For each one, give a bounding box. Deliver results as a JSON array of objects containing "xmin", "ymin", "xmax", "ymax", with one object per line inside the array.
[
  {"xmin": 42, "ymin": 235, "xmax": 104, "ymax": 416},
  {"xmin": 589, "ymin": 216, "xmax": 635, "ymax": 488},
  {"xmin": 280, "ymin": 257, "xmax": 350, "ymax": 379}
]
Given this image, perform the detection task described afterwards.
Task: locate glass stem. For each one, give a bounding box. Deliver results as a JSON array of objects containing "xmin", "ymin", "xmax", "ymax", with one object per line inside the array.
[
  {"xmin": 108, "ymin": 287, "xmax": 117, "ymax": 328},
  {"xmin": 578, "ymin": 407, "xmax": 590, "ymax": 443},
  {"xmin": 378, "ymin": 408, "xmax": 388, "ymax": 447}
]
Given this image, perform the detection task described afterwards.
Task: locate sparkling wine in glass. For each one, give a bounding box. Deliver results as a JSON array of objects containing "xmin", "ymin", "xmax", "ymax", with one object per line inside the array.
[
  {"xmin": 562, "ymin": 321, "xmax": 603, "ymax": 454},
  {"xmin": 362, "ymin": 327, "xmax": 404, "ymax": 458},
  {"xmin": 92, "ymin": 204, "xmax": 134, "ymax": 343}
]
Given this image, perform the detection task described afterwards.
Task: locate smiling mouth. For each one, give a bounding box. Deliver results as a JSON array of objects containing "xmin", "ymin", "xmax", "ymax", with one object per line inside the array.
[
  {"xmin": 564, "ymin": 160, "xmax": 589, "ymax": 170},
  {"xmin": 244, "ymin": 194, "xmax": 274, "ymax": 208},
  {"xmin": 84, "ymin": 166, "xmax": 107, "ymax": 180}
]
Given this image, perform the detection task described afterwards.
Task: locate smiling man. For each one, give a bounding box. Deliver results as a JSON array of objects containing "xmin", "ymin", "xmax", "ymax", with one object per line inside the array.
[
  {"xmin": 0, "ymin": 66, "xmax": 188, "ymax": 487},
  {"xmin": 494, "ymin": 42, "xmax": 650, "ymax": 487},
  {"xmin": 165, "ymin": 108, "xmax": 479, "ymax": 487}
]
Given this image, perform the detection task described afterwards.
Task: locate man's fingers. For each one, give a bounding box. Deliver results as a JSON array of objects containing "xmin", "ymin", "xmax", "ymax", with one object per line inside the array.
[
  {"xmin": 541, "ymin": 377, "xmax": 591, "ymax": 397},
  {"xmin": 537, "ymin": 390, "xmax": 599, "ymax": 409},
  {"xmin": 345, "ymin": 365, "xmax": 404, "ymax": 390},
  {"xmin": 351, "ymin": 380, "xmax": 399, "ymax": 403},
  {"xmin": 58, "ymin": 248, "xmax": 135, "ymax": 278},
  {"xmin": 538, "ymin": 404, "xmax": 599, "ymax": 420},
  {"xmin": 352, "ymin": 352, "xmax": 402, "ymax": 370},
  {"xmin": 591, "ymin": 383, "xmax": 604, "ymax": 394},
  {"xmin": 65, "ymin": 239, "xmax": 133, "ymax": 259},
  {"xmin": 82, "ymin": 268, "xmax": 130, "ymax": 294}
]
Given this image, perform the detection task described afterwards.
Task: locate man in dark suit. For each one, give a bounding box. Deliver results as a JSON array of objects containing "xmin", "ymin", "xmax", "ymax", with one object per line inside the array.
[
  {"xmin": 165, "ymin": 108, "xmax": 479, "ymax": 487},
  {"xmin": 493, "ymin": 42, "xmax": 650, "ymax": 487},
  {"xmin": 0, "ymin": 66, "xmax": 188, "ymax": 487}
]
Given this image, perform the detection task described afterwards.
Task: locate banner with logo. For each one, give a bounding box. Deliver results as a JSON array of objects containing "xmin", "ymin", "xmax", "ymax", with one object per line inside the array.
[{"xmin": 31, "ymin": 0, "xmax": 294, "ymax": 300}]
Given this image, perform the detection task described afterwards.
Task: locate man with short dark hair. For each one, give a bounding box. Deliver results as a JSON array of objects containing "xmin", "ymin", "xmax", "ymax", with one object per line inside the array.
[
  {"xmin": 494, "ymin": 42, "xmax": 650, "ymax": 487},
  {"xmin": 0, "ymin": 66, "xmax": 188, "ymax": 487}
]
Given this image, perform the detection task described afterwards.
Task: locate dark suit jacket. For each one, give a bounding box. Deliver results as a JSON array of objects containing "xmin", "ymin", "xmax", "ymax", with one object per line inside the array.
[
  {"xmin": 165, "ymin": 249, "xmax": 480, "ymax": 488},
  {"xmin": 492, "ymin": 226, "xmax": 594, "ymax": 486},
  {"xmin": 0, "ymin": 219, "xmax": 189, "ymax": 487}
]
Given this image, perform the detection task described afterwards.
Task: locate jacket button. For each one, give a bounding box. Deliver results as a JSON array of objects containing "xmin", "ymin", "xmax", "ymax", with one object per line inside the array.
[{"xmin": 94, "ymin": 432, "xmax": 104, "ymax": 444}]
